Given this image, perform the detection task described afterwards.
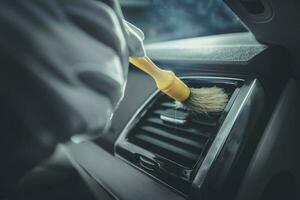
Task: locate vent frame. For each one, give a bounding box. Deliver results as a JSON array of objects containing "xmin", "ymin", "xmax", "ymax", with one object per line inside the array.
[{"xmin": 115, "ymin": 76, "xmax": 244, "ymax": 195}]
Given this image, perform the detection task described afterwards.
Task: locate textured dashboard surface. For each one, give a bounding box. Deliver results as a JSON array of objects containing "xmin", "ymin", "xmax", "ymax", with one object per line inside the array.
[{"xmin": 146, "ymin": 33, "xmax": 267, "ymax": 63}]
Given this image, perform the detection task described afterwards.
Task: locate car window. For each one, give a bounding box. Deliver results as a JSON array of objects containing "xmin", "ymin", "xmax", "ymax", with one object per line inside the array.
[{"xmin": 120, "ymin": 0, "xmax": 246, "ymax": 43}]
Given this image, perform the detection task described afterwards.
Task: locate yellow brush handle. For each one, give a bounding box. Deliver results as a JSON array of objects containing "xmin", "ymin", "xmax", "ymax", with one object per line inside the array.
[{"xmin": 129, "ymin": 56, "xmax": 190, "ymax": 102}]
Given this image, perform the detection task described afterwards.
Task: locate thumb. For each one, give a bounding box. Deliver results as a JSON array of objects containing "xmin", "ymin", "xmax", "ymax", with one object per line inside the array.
[{"xmin": 124, "ymin": 20, "xmax": 146, "ymax": 58}]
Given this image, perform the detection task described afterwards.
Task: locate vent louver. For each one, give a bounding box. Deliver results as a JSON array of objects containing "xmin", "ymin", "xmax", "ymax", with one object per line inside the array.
[
  {"xmin": 129, "ymin": 96, "xmax": 218, "ymax": 168},
  {"xmin": 116, "ymin": 78, "xmax": 240, "ymax": 194}
]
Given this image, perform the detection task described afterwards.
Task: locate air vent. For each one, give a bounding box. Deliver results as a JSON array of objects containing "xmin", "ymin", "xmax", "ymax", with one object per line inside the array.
[
  {"xmin": 129, "ymin": 97, "xmax": 217, "ymax": 168},
  {"xmin": 116, "ymin": 78, "xmax": 241, "ymax": 194}
]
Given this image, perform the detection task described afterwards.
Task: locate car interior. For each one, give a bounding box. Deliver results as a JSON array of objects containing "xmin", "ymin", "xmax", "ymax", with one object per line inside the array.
[{"xmin": 9, "ymin": 0, "xmax": 300, "ymax": 199}]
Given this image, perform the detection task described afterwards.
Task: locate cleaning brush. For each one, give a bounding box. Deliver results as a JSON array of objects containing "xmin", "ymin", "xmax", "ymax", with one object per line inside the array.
[{"xmin": 129, "ymin": 56, "xmax": 228, "ymax": 114}]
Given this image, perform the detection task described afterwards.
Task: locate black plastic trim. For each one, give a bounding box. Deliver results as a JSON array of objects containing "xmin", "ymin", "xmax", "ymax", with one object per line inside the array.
[{"xmin": 190, "ymin": 79, "xmax": 265, "ymax": 199}]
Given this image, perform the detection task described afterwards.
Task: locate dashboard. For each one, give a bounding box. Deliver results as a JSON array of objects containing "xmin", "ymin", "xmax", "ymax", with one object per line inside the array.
[{"xmin": 61, "ymin": 32, "xmax": 300, "ymax": 200}]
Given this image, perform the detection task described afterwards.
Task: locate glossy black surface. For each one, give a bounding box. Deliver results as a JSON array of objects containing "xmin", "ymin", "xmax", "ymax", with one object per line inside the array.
[
  {"xmin": 191, "ymin": 79, "xmax": 265, "ymax": 199},
  {"xmin": 236, "ymin": 79, "xmax": 300, "ymax": 200}
]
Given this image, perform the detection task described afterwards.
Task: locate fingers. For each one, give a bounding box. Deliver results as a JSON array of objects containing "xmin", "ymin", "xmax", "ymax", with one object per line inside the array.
[{"xmin": 63, "ymin": 0, "xmax": 128, "ymax": 67}]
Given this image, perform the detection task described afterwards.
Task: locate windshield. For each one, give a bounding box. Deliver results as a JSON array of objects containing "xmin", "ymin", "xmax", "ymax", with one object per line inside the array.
[{"xmin": 120, "ymin": 0, "xmax": 246, "ymax": 44}]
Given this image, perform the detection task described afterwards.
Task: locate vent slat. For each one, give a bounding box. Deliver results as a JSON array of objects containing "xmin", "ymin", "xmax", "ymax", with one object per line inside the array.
[
  {"xmin": 140, "ymin": 126, "xmax": 205, "ymax": 150},
  {"xmin": 153, "ymin": 109, "xmax": 165, "ymax": 115},
  {"xmin": 159, "ymin": 102, "xmax": 176, "ymax": 108},
  {"xmin": 191, "ymin": 117, "xmax": 218, "ymax": 127},
  {"xmin": 146, "ymin": 117, "xmax": 211, "ymax": 138},
  {"xmin": 154, "ymin": 110, "xmax": 219, "ymax": 127},
  {"xmin": 133, "ymin": 134, "xmax": 199, "ymax": 166},
  {"xmin": 157, "ymin": 102, "xmax": 186, "ymax": 111}
]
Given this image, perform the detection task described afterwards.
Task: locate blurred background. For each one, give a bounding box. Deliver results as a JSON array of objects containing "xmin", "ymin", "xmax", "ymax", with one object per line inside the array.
[{"xmin": 120, "ymin": 0, "xmax": 247, "ymax": 43}]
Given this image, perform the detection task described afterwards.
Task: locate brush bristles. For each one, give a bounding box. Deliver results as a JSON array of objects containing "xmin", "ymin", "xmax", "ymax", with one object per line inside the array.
[{"xmin": 179, "ymin": 87, "xmax": 228, "ymax": 114}]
